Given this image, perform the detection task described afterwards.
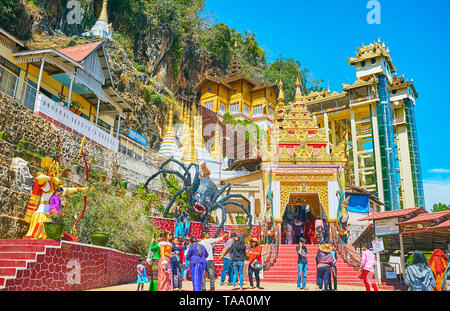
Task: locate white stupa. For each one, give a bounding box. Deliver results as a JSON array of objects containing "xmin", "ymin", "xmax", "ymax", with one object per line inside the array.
[{"xmin": 82, "ymin": 0, "xmax": 112, "ymax": 39}]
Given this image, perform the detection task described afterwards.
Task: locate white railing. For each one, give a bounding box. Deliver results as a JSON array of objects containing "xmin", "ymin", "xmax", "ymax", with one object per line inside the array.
[{"xmin": 35, "ymin": 93, "xmax": 119, "ymax": 152}]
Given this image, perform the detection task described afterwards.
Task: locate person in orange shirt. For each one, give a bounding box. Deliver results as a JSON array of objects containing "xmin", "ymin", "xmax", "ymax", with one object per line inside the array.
[
  {"xmin": 429, "ymin": 248, "xmax": 448, "ymax": 291},
  {"xmin": 247, "ymin": 238, "xmax": 263, "ymax": 290}
]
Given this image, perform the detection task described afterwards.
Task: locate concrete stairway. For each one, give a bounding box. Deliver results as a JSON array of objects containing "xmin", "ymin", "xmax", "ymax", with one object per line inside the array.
[{"xmin": 262, "ymin": 244, "xmax": 366, "ymax": 286}]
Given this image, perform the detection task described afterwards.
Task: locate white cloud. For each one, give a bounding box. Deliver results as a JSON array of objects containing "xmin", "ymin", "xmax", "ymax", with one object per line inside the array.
[
  {"xmin": 427, "ymin": 168, "xmax": 450, "ymax": 174},
  {"xmin": 423, "ymin": 178, "xmax": 450, "ymax": 211}
]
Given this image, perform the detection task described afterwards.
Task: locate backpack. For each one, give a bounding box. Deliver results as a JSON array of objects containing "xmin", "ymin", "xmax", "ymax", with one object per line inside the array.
[
  {"xmin": 409, "ymin": 279, "xmax": 428, "ymax": 291},
  {"xmin": 196, "ymin": 244, "xmax": 203, "ymax": 258}
]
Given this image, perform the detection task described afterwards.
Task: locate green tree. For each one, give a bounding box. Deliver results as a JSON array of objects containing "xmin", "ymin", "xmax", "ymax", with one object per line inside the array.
[
  {"xmin": 432, "ymin": 203, "xmax": 450, "ymax": 212},
  {"xmin": 264, "ymin": 56, "xmax": 323, "ymax": 103}
]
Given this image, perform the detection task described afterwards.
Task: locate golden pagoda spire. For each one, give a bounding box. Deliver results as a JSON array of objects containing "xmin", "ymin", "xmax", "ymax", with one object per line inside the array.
[
  {"xmin": 210, "ymin": 120, "xmax": 222, "ymax": 160},
  {"xmin": 182, "ymin": 105, "xmax": 199, "ymax": 163},
  {"xmin": 277, "ymin": 80, "xmax": 285, "ymax": 104},
  {"xmin": 163, "ymin": 103, "xmax": 175, "ymax": 136},
  {"xmin": 295, "ymin": 67, "xmax": 303, "ymax": 102},
  {"xmin": 98, "ymin": 0, "xmax": 109, "ymax": 23}
]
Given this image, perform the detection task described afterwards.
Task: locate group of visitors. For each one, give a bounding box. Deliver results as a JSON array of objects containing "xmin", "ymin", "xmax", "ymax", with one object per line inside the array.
[
  {"xmin": 220, "ymin": 234, "xmax": 264, "ymax": 290},
  {"xmin": 138, "ymin": 227, "xmax": 264, "ymax": 291},
  {"xmin": 295, "ymin": 238, "xmax": 339, "ymax": 291},
  {"xmin": 405, "ymin": 246, "xmax": 449, "ymax": 291},
  {"xmin": 174, "ymin": 203, "xmax": 191, "ymax": 239},
  {"xmin": 282, "ymin": 208, "xmax": 330, "ymax": 245}
]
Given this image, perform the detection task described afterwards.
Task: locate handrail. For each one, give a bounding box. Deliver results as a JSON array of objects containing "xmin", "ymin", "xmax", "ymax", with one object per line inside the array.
[
  {"xmin": 261, "ymin": 227, "xmax": 280, "ymax": 271},
  {"xmin": 329, "ymin": 222, "xmax": 361, "ymax": 269}
]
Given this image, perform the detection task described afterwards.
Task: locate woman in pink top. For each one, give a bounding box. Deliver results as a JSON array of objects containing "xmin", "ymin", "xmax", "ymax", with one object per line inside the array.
[{"xmin": 360, "ymin": 243, "xmax": 378, "ymax": 291}]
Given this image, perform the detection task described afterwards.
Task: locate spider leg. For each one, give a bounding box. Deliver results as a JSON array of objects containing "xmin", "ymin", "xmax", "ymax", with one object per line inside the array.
[
  {"xmin": 216, "ymin": 194, "xmax": 250, "ymax": 209},
  {"xmin": 185, "ymin": 163, "xmax": 199, "ymax": 185},
  {"xmin": 160, "ymin": 157, "xmax": 191, "ymax": 177},
  {"xmin": 209, "ymin": 203, "xmax": 226, "ymax": 238},
  {"xmin": 163, "ymin": 187, "xmax": 187, "ymax": 217},
  {"xmin": 221, "ymin": 199, "xmax": 253, "ymax": 230},
  {"xmin": 144, "ymin": 169, "xmax": 186, "ymax": 192},
  {"xmin": 210, "ymin": 182, "xmax": 231, "ymax": 206}
]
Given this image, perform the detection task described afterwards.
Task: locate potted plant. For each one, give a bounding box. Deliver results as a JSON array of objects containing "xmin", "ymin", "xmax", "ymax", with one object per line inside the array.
[
  {"xmin": 120, "ymin": 180, "xmax": 128, "ymax": 190},
  {"xmin": 236, "ymin": 213, "xmax": 245, "ymax": 224},
  {"xmin": 100, "ymin": 172, "xmax": 107, "ymax": 183},
  {"xmin": 69, "ymin": 100, "xmax": 82, "ymax": 116},
  {"xmin": 44, "ymin": 213, "xmax": 66, "ymax": 240}
]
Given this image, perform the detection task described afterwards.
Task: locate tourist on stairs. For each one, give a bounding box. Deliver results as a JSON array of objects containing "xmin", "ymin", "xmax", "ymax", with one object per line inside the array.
[
  {"xmin": 315, "ymin": 242, "xmax": 335, "ymax": 291},
  {"xmin": 247, "ymin": 238, "xmax": 263, "ymax": 290},
  {"xmin": 185, "ymin": 237, "xmax": 208, "ymax": 291},
  {"xmin": 231, "ymin": 235, "xmax": 247, "ymax": 290},
  {"xmin": 183, "ymin": 205, "xmax": 191, "ymax": 238},
  {"xmin": 315, "ymin": 217, "xmax": 325, "ymax": 244},
  {"xmin": 405, "ymin": 251, "xmax": 435, "ymax": 291},
  {"xmin": 200, "ymin": 231, "xmax": 228, "ymax": 291},
  {"xmin": 296, "ymin": 237, "xmax": 308, "ymax": 290},
  {"xmin": 359, "ymin": 243, "xmax": 378, "ymax": 291},
  {"xmin": 174, "ymin": 208, "xmax": 185, "ymax": 239},
  {"xmin": 328, "ymin": 241, "xmax": 338, "ymax": 291},
  {"xmin": 220, "ymin": 232, "xmax": 237, "ymax": 286}
]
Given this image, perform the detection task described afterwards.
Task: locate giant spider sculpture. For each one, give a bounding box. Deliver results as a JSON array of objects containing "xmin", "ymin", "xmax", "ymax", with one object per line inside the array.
[{"xmin": 145, "ymin": 158, "xmax": 252, "ymax": 238}]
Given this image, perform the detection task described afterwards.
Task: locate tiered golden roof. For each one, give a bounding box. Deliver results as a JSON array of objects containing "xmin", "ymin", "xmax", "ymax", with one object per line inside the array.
[
  {"xmin": 389, "ymin": 74, "xmax": 418, "ymax": 98},
  {"xmin": 262, "ymin": 80, "xmax": 348, "ymax": 165},
  {"xmin": 342, "ymin": 76, "xmax": 378, "ymax": 91},
  {"xmin": 348, "ymin": 39, "xmax": 396, "ymax": 72}
]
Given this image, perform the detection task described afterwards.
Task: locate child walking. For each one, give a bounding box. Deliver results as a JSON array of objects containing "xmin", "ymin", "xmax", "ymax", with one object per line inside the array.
[{"xmin": 137, "ymin": 257, "xmax": 149, "ymax": 291}]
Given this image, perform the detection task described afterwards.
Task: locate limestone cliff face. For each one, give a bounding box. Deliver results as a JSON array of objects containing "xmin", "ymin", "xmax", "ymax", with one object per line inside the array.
[
  {"xmin": 0, "ymin": 0, "xmax": 218, "ymax": 147},
  {"xmin": 2, "ymin": 0, "xmax": 212, "ymax": 95}
]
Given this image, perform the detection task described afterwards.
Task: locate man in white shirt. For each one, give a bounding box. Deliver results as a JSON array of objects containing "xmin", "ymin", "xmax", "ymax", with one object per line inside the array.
[{"xmin": 200, "ymin": 231, "xmax": 228, "ymax": 291}]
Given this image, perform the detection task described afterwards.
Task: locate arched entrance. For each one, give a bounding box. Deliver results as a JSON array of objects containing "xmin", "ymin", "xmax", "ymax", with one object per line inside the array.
[{"xmin": 281, "ymin": 193, "xmax": 326, "ymax": 244}]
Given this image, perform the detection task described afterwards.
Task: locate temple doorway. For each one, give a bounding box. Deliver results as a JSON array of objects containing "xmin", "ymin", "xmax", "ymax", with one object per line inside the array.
[{"xmin": 281, "ymin": 193, "xmax": 325, "ymax": 245}]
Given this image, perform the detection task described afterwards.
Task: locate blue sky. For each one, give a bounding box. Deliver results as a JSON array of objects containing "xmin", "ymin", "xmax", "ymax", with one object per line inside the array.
[{"xmin": 203, "ymin": 0, "xmax": 450, "ymax": 209}]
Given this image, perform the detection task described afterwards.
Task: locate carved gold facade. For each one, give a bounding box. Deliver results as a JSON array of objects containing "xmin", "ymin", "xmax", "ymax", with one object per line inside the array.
[{"xmin": 262, "ymin": 75, "xmax": 348, "ymax": 222}]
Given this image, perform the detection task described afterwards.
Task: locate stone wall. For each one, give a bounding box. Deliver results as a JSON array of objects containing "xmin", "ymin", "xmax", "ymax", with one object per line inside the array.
[{"xmin": 0, "ymin": 94, "xmax": 164, "ymax": 238}]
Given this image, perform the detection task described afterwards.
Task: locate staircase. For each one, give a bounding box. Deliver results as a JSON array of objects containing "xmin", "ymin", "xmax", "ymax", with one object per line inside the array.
[
  {"xmin": 0, "ymin": 239, "xmax": 61, "ymax": 290},
  {"xmin": 262, "ymin": 244, "xmax": 366, "ymax": 286}
]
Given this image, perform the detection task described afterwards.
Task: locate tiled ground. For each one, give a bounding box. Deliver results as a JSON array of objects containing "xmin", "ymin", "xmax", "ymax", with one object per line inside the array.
[{"xmin": 88, "ymin": 279, "xmax": 387, "ymax": 291}]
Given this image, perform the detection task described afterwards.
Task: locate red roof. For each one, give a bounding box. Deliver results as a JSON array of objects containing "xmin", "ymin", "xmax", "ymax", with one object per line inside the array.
[
  {"xmin": 58, "ymin": 42, "xmax": 102, "ymax": 62},
  {"xmin": 358, "ymin": 207, "xmax": 426, "ymax": 221},
  {"xmin": 430, "ymin": 219, "xmax": 450, "ymax": 230},
  {"xmin": 399, "ymin": 210, "xmax": 450, "ymax": 225}
]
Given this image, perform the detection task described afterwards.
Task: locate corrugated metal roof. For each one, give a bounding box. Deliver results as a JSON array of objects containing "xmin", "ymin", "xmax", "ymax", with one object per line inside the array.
[
  {"xmin": 399, "ymin": 210, "xmax": 450, "ymax": 225},
  {"xmin": 358, "ymin": 207, "xmax": 426, "ymax": 221},
  {"xmin": 58, "ymin": 42, "xmax": 102, "ymax": 62}
]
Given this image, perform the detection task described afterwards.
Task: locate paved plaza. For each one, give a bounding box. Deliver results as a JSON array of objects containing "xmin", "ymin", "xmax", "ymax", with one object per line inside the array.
[{"xmin": 88, "ymin": 280, "xmax": 385, "ymax": 291}]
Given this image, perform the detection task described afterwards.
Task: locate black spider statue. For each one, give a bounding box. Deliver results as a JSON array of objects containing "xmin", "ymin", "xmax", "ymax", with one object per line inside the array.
[{"xmin": 145, "ymin": 158, "xmax": 252, "ymax": 238}]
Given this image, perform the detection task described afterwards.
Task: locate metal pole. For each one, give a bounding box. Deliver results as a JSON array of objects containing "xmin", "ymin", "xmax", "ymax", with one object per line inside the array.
[
  {"xmin": 116, "ymin": 114, "xmax": 121, "ymax": 139},
  {"xmin": 34, "ymin": 58, "xmax": 45, "ymax": 111},
  {"xmin": 399, "ymin": 233, "xmax": 406, "ymax": 279},
  {"xmin": 68, "ymin": 76, "xmax": 74, "ymax": 108},
  {"xmin": 95, "ymin": 98, "xmax": 100, "ymax": 125}
]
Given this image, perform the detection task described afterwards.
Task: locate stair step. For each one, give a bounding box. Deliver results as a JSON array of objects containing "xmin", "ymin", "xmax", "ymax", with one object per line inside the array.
[
  {"xmin": 0, "ymin": 260, "xmax": 27, "ymax": 268},
  {"xmin": 0, "ymin": 252, "xmax": 37, "ymax": 260},
  {"xmin": 0, "ymin": 240, "xmax": 60, "ymax": 247},
  {"xmin": 0, "ymin": 245, "xmax": 46, "ymax": 253},
  {"xmin": 0, "ymin": 268, "xmax": 16, "ymax": 277}
]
